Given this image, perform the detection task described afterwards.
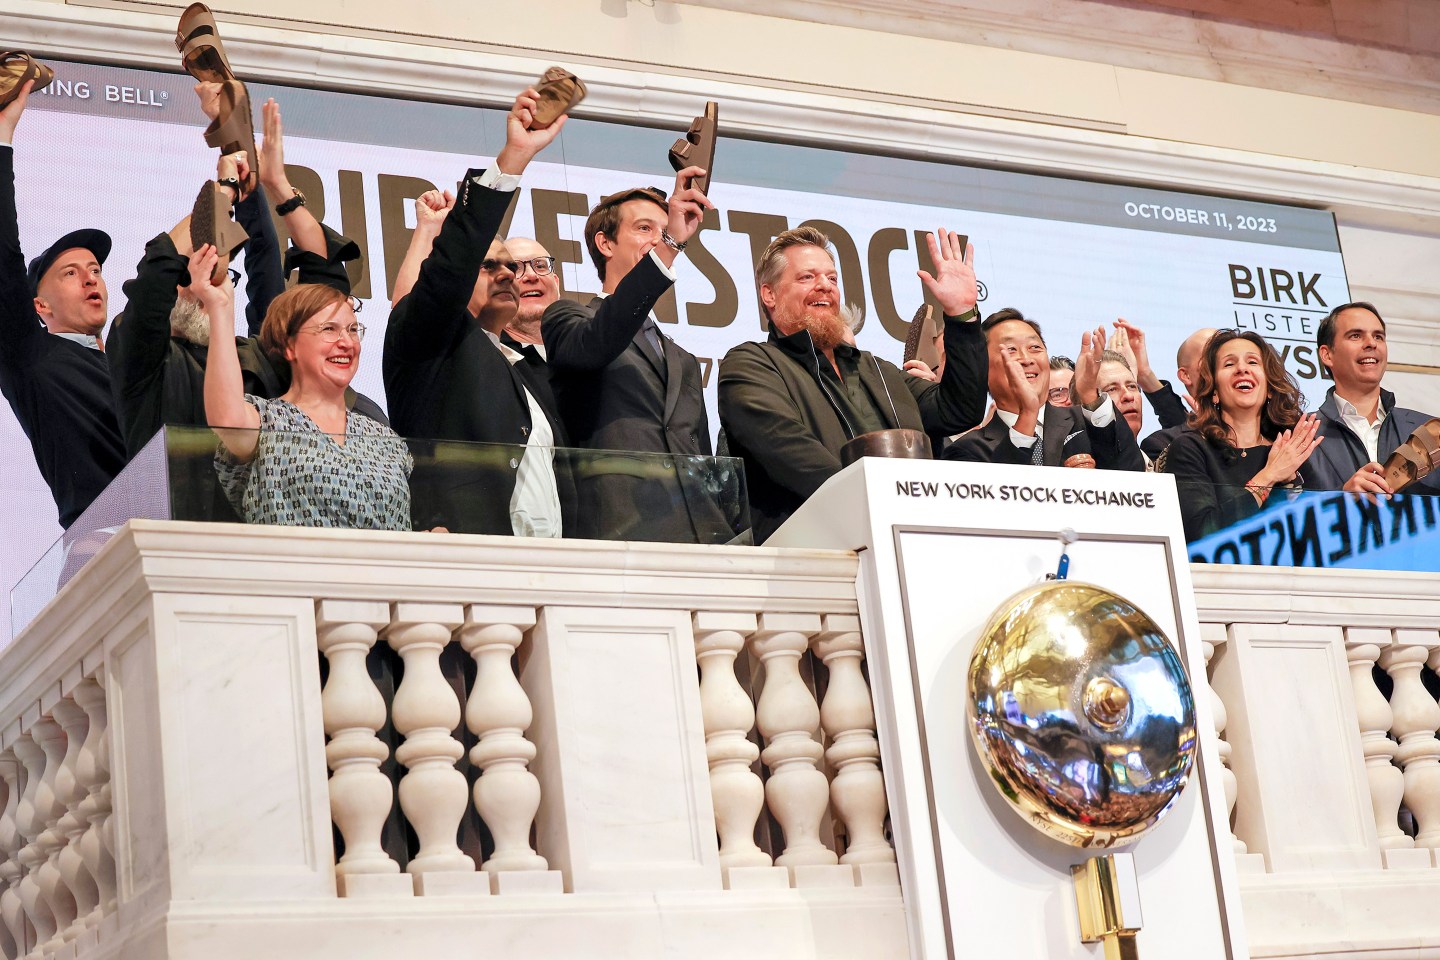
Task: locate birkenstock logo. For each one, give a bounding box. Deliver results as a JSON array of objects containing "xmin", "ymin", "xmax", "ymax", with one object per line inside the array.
[{"xmin": 1228, "ymin": 263, "xmax": 1333, "ymax": 380}]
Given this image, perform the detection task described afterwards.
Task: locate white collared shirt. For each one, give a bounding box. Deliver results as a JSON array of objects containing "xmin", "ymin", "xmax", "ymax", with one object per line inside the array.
[
  {"xmin": 55, "ymin": 332, "xmax": 103, "ymax": 351},
  {"xmin": 995, "ymin": 398, "xmax": 1115, "ymax": 451},
  {"xmin": 1334, "ymin": 394, "xmax": 1387, "ymax": 465},
  {"xmin": 483, "ymin": 328, "xmax": 563, "ymax": 538}
]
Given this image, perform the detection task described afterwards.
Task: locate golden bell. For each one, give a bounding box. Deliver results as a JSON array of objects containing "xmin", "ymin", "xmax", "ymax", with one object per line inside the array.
[{"xmin": 967, "ymin": 580, "xmax": 1197, "ymax": 848}]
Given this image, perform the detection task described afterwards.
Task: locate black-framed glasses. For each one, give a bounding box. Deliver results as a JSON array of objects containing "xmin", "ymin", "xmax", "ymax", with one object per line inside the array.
[{"xmin": 513, "ymin": 256, "xmax": 557, "ymax": 277}]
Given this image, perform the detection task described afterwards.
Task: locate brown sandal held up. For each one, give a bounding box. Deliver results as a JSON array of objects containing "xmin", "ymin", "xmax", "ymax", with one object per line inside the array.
[
  {"xmin": 0, "ymin": 52, "xmax": 55, "ymax": 111},
  {"xmin": 903, "ymin": 303, "xmax": 942, "ymax": 369},
  {"xmin": 203, "ymin": 79, "xmax": 259, "ymax": 193},
  {"xmin": 532, "ymin": 66, "xmax": 586, "ymax": 129},
  {"xmin": 669, "ymin": 101, "xmax": 718, "ymax": 195},
  {"xmin": 176, "ymin": 3, "xmax": 236, "ymax": 83},
  {"xmin": 1382, "ymin": 418, "xmax": 1440, "ymax": 493},
  {"xmin": 190, "ymin": 181, "xmax": 249, "ymax": 285}
]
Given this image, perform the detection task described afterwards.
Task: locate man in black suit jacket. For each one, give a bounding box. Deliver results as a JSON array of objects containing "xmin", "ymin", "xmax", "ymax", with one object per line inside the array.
[
  {"xmin": 1139, "ymin": 325, "xmax": 1216, "ymax": 462},
  {"xmin": 383, "ymin": 87, "xmax": 573, "ymax": 537},
  {"xmin": 945, "ymin": 309, "xmax": 1144, "ymax": 471},
  {"xmin": 542, "ymin": 168, "xmax": 734, "ymax": 544}
]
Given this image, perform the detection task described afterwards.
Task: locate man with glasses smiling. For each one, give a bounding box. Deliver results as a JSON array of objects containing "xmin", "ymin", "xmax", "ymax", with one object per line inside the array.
[
  {"xmin": 502, "ymin": 238, "xmax": 560, "ymax": 364},
  {"xmin": 382, "ymin": 85, "xmax": 575, "ymax": 538}
]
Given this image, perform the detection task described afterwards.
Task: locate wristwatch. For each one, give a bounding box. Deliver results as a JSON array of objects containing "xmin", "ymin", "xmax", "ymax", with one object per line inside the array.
[{"xmin": 275, "ymin": 188, "xmax": 307, "ymax": 216}]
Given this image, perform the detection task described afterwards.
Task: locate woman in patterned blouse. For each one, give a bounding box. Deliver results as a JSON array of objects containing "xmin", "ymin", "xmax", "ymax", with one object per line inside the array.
[{"xmin": 188, "ymin": 244, "xmax": 414, "ymax": 529}]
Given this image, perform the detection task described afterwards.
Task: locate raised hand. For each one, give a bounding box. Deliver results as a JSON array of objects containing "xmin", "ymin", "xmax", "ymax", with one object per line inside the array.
[
  {"xmin": 1114, "ymin": 318, "xmax": 1162, "ymax": 391},
  {"xmin": 258, "ymin": 98, "xmax": 291, "ymax": 195},
  {"xmin": 216, "ymin": 149, "xmax": 250, "ymax": 201},
  {"xmin": 1258, "ymin": 413, "xmax": 1323, "ymax": 485},
  {"xmin": 1073, "ymin": 324, "xmax": 1107, "ymax": 407},
  {"xmin": 1108, "ymin": 323, "xmax": 1137, "ymax": 375},
  {"xmin": 916, "ymin": 229, "xmax": 977, "ymax": 317},
  {"xmin": 413, "ymin": 189, "xmax": 454, "ymax": 234},
  {"xmin": 186, "ymin": 245, "xmax": 235, "ymax": 307},
  {"xmin": 0, "ymin": 79, "xmax": 33, "ymax": 143},
  {"xmin": 194, "ymin": 81, "xmax": 222, "ymax": 121},
  {"xmin": 664, "ymin": 164, "xmax": 715, "ymax": 251},
  {"xmin": 495, "ymin": 86, "xmax": 567, "ymax": 175}
]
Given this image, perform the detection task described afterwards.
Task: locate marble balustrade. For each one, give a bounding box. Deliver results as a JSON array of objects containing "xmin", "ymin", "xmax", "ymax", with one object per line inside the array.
[
  {"xmin": 0, "ymin": 521, "xmax": 905, "ymax": 960},
  {"xmin": 1192, "ymin": 565, "xmax": 1440, "ymax": 960}
]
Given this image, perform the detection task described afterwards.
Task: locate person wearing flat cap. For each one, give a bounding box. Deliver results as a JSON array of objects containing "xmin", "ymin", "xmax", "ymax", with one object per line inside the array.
[{"xmin": 0, "ymin": 78, "xmax": 125, "ymax": 527}]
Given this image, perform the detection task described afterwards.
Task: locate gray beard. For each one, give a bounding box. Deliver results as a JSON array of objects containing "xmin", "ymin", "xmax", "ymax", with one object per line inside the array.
[{"xmin": 170, "ymin": 297, "xmax": 210, "ymax": 346}]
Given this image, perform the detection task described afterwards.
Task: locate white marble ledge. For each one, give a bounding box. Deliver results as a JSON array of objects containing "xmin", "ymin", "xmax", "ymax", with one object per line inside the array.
[
  {"xmin": 1192, "ymin": 564, "xmax": 1440, "ymax": 628},
  {"xmin": 1241, "ymin": 870, "xmax": 1440, "ymax": 960},
  {"xmin": 101, "ymin": 886, "xmax": 908, "ymax": 960},
  {"xmin": 8, "ymin": 519, "xmax": 858, "ymax": 661}
]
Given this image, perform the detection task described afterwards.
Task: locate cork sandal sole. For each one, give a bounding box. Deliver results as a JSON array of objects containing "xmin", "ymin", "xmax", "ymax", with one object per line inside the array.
[
  {"xmin": 190, "ymin": 181, "xmax": 249, "ymax": 284},
  {"xmin": 1382, "ymin": 418, "xmax": 1440, "ymax": 493}
]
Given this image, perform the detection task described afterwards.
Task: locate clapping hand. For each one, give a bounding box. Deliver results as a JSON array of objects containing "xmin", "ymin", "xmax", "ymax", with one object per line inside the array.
[
  {"xmin": 1074, "ymin": 324, "xmax": 1107, "ymax": 407},
  {"xmin": 1259, "ymin": 413, "xmax": 1323, "ymax": 485}
]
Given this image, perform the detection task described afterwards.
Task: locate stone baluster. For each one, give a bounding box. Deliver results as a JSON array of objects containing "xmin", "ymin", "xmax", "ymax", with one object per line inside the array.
[
  {"xmin": 460, "ymin": 606, "xmax": 547, "ymax": 873},
  {"xmin": 12, "ymin": 734, "xmax": 55, "ymax": 955},
  {"xmin": 751, "ymin": 614, "xmax": 837, "ymax": 867},
  {"xmin": 1347, "ymin": 641, "xmax": 1408, "ymax": 850},
  {"xmin": 386, "ymin": 604, "xmax": 474, "ymax": 876},
  {"xmin": 317, "ymin": 602, "xmax": 402, "ymax": 882},
  {"xmin": 31, "ymin": 718, "xmax": 77, "ymax": 950},
  {"xmin": 72, "ymin": 679, "xmax": 115, "ymax": 919},
  {"xmin": 0, "ymin": 752, "xmax": 29, "ymax": 958},
  {"xmin": 50, "ymin": 700, "xmax": 97, "ymax": 938},
  {"xmin": 1379, "ymin": 643, "xmax": 1440, "ymax": 849},
  {"xmin": 693, "ymin": 613, "xmax": 770, "ymax": 870},
  {"xmin": 1203, "ymin": 634, "xmax": 1252, "ymax": 855},
  {"xmin": 812, "ymin": 615, "xmax": 894, "ymax": 865}
]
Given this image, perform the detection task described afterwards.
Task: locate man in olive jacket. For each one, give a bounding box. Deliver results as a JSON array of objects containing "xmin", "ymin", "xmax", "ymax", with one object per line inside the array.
[{"xmin": 719, "ymin": 226, "xmax": 987, "ymax": 543}]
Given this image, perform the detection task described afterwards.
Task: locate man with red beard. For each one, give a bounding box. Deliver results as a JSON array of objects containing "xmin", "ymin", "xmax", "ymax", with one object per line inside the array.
[{"xmin": 719, "ymin": 225, "xmax": 987, "ymax": 543}]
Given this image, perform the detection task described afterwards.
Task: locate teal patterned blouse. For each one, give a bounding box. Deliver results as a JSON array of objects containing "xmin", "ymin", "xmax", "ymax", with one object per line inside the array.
[{"xmin": 215, "ymin": 396, "xmax": 414, "ymax": 530}]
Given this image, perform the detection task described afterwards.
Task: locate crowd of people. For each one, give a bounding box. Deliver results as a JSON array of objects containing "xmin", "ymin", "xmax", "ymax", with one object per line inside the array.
[{"xmin": 1, "ymin": 42, "xmax": 1435, "ymax": 554}]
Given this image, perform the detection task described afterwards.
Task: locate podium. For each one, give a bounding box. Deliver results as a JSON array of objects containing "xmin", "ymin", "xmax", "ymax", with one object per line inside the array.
[{"xmin": 768, "ymin": 458, "xmax": 1247, "ymax": 960}]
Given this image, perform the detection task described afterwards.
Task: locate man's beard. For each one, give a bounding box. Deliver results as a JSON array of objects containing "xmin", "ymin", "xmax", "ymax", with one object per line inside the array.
[
  {"xmin": 170, "ymin": 296, "xmax": 210, "ymax": 346},
  {"xmin": 793, "ymin": 304, "xmax": 857, "ymax": 352}
]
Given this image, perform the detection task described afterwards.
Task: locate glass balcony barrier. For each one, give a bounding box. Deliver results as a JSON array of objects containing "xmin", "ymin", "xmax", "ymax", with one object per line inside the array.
[{"xmin": 11, "ymin": 425, "xmax": 751, "ymax": 636}]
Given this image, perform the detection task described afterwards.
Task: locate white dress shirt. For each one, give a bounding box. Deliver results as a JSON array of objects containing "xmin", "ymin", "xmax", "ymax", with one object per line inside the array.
[
  {"xmin": 995, "ymin": 397, "xmax": 1116, "ymax": 451},
  {"xmin": 482, "ymin": 328, "xmax": 563, "ymax": 538},
  {"xmin": 1334, "ymin": 394, "xmax": 1387, "ymax": 465}
]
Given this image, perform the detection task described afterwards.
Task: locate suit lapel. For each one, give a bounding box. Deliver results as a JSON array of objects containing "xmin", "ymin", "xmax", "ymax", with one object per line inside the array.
[
  {"xmin": 632, "ymin": 324, "xmax": 668, "ymax": 381},
  {"xmin": 659, "ymin": 332, "xmax": 684, "ymax": 430}
]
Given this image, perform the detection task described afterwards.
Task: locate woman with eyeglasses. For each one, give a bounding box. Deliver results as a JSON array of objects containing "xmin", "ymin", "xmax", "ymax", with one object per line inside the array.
[
  {"xmin": 188, "ymin": 244, "xmax": 413, "ymax": 529},
  {"xmin": 1160, "ymin": 329, "xmax": 1322, "ymax": 541}
]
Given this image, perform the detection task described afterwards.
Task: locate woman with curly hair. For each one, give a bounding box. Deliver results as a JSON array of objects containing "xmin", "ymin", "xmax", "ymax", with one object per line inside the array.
[{"xmin": 1161, "ymin": 329, "xmax": 1322, "ymax": 541}]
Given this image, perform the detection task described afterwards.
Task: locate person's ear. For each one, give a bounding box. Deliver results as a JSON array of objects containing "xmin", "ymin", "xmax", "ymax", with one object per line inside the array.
[
  {"xmin": 32, "ymin": 295, "xmax": 50, "ymax": 321},
  {"xmin": 1318, "ymin": 344, "xmax": 1333, "ymax": 372},
  {"xmin": 593, "ymin": 231, "xmax": 616, "ymax": 261},
  {"xmin": 759, "ymin": 283, "xmax": 778, "ymax": 311}
]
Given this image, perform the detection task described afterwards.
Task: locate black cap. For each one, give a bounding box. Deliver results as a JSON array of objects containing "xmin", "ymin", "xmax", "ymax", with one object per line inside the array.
[{"xmin": 27, "ymin": 229, "xmax": 112, "ymax": 295}]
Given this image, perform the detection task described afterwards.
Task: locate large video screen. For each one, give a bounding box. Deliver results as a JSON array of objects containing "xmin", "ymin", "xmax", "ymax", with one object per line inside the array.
[{"xmin": 1, "ymin": 57, "xmax": 1348, "ymax": 634}]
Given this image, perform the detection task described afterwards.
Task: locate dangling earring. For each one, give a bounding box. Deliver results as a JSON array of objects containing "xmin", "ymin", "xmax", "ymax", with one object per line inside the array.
[{"xmin": 1211, "ymin": 393, "xmax": 1219, "ymax": 407}]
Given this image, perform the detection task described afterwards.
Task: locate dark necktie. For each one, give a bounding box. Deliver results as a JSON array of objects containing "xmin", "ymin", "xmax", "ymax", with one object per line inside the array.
[
  {"xmin": 642, "ymin": 319, "xmax": 666, "ymax": 365},
  {"xmin": 1030, "ymin": 431, "xmax": 1045, "ymax": 466}
]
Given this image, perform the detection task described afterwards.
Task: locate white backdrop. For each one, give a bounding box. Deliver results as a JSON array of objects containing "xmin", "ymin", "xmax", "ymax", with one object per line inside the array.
[{"xmin": 0, "ymin": 59, "xmax": 1349, "ymax": 641}]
